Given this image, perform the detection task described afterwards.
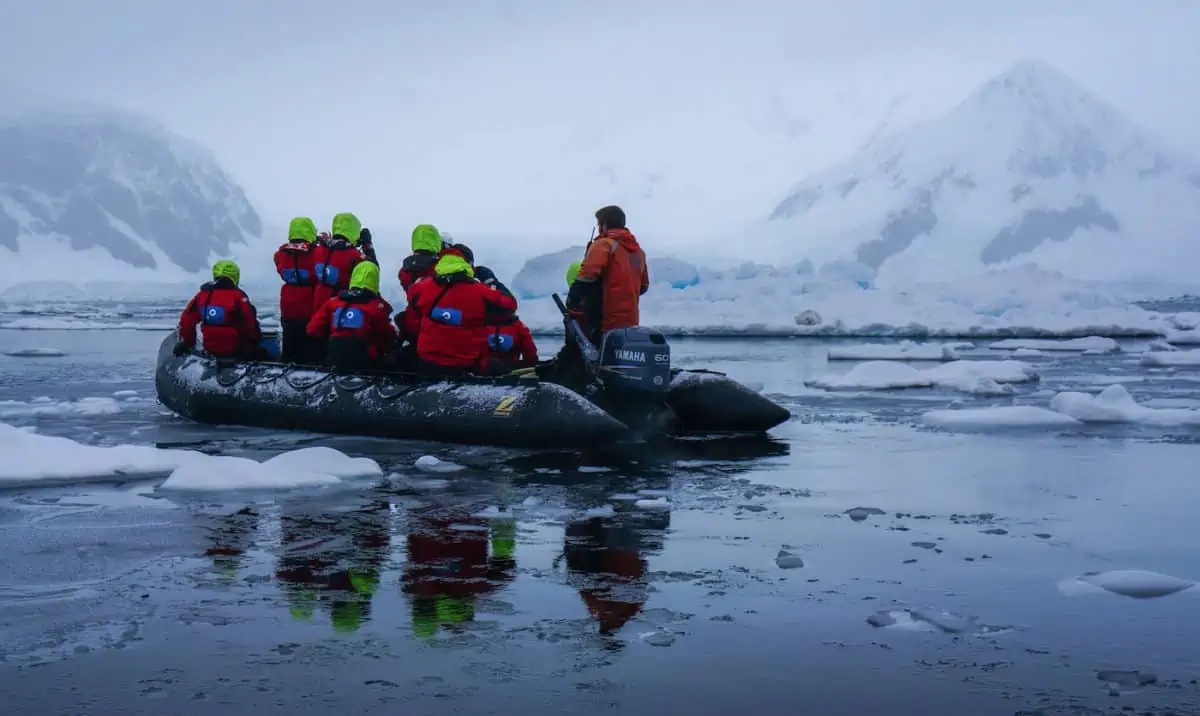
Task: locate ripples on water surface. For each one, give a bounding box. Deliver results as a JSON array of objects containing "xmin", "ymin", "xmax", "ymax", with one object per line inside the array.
[{"xmin": 2, "ymin": 313, "xmax": 1200, "ymax": 715}]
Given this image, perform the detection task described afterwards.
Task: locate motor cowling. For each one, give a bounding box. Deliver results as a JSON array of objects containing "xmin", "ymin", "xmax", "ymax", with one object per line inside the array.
[{"xmin": 597, "ymin": 327, "xmax": 671, "ymax": 396}]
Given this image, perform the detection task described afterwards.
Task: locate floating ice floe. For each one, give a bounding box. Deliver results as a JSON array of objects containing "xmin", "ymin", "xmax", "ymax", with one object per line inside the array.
[
  {"xmin": 866, "ymin": 608, "xmax": 1011, "ymax": 636},
  {"xmin": 989, "ymin": 336, "xmax": 1120, "ymax": 352},
  {"xmin": 414, "ymin": 455, "xmax": 466, "ymax": 473},
  {"xmin": 920, "ymin": 406, "xmax": 1081, "ymax": 429},
  {"xmin": 1141, "ymin": 349, "xmax": 1200, "ymax": 367},
  {"xmin": 1050, "ymin": 384, "xmax": 1200, "ymax": 426},
  {"xmin": 2, "ymin": 347, "xmax": 66, "ymax": 357},
  {"xmin": 1058, "ymin": 570, "xmax": 1196, "ymax": 599},
  {"xmin": 163, "ymin": 447, "xmax": 381, "ymax": 490},
  {"xmin": 0, "ymin": 317, "xmax": 172, "ymax": 331},
  {"xmin": 826, "ymin": 341, "xmax": 970, "ymax": 362},
  {"xmin": 1011, "ymin": 348, "xmax": 1045, "ymax": 357},
  {"xmin": 808, "ymin": 359, "xmax": 1037, "ymax": 396},
  {"xmin": 634, "ymin": 497, "xmax": 671, "ymax": 511},
  {"xmin": 0, "ymin": 422, "xmax": 381, "ymax": 489},
  {"xmin": 0, "ymin": 396, "xmax": 123, "ymax": 419}
]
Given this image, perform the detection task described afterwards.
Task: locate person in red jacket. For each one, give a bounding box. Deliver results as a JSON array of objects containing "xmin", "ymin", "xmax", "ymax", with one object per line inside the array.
[
  {"xmin": 176, "ymin": 260, "xmax": 264, "ymax": 359},
  {"xmin": 480, "ymin": 316, "xmax": 538, "ymax": 375},
  {"xmin": 406, "ymin": 254, "xmax": 517, "ymax": 376},
  {"xmin": 273, "ymin": 216, "xmax": 319, "ymax": 362},
  {"xmin": 311, "ymin": 212, "xmax": 370, "ymax": 313},
  {"xmin": 306, "ymin": 262, "xmax": 397, "ymax": 370},
  {"xmin": 397, "ymin": 224, "xmax": 444, "ymax": 293}
]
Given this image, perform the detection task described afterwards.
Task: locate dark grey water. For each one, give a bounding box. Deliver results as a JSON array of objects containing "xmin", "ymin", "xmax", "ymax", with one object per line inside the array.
[{"xmin": 2, "ymin": 325, "xmax": 1200, "ymax": 715}]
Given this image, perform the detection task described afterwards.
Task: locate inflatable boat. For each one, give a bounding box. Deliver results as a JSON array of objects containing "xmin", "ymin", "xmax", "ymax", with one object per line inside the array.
[{"xmin": 154, "ymin": 319, "xmax": 790, "ymax": 450}]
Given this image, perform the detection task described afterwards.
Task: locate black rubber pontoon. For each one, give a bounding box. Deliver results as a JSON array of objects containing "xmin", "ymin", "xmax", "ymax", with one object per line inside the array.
[{"xmin": 154, "ymin": 331, "xmax": 790, "ymax": 449}]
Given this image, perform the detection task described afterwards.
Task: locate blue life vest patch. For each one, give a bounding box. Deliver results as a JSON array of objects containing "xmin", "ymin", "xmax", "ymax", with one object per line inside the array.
[
  {"xmin": 281, "ymin": 268, "xmax": 311, "ymax": 285},
  {"xmin": 202, "ymin": 305, "xmax": 227, "ymax": 325},
  {"xmin": 333, "ymin": 307, "xmax": 365, "ymax": 330},
  {"xmin": 488, "ymin": 332, "xmax": 515, "ymax": 352},
  {"xmin": 315, "ymin": 263, "xmax": 340, "ymax": 287},
  {"xmin": 431, "ymin": 306, "xmax": 462, "ymax": 326}
]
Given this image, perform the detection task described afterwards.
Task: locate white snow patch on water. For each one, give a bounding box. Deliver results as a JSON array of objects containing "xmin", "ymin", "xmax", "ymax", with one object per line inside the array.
[
  {"xmin": 1142, "ymin": 349, "xmax": 1200, "ymax": 367},
  {"xmin": 0, "ymin": 397, "xmax": 123, "ymax": 419},
  {"xmin": 1011, "ymin": 348, "xmax": 1045, "ymax": 357},
  {"xmin": 920, "ymin": 406, "xmax": 1081, "ymax": 429},
  {"xmin": 414, "ymin": 455, "xmax": 466, "ymax": 473},
  {"xmin": 0, "ymin": 422, "xmax": 381, "ymax": 490},
  {"xmin": 809, "ymin": 359, "xmax": 1037, "ymax": 395},
  {"xmin": 1050, "ymin": 385, "xmax": 1200, "ymax": 426},
  {"xmin": 161, "ymin": 447, "xmax": 380, "ymax": 491},
  {"xmin": 826, "ymin": 341, "xmax": 968, "ymax": 362},
  {"xmin": 635, "ymin": 497, "xmax": 671, "ymax": 511},
  {"xmin": 3, "ymin": 347, "xmax": 66, "ymax": 357},
  {"xmin": 990, "ymin": 336, "xmax": 1120, "ymax": 352}
]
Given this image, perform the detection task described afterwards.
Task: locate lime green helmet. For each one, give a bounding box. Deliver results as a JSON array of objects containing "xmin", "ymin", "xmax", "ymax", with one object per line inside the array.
[
  {"xmin": 435, "ymin": 254, "xmax": 474, "ymax": 279},
  {"xmin": 332, "ymin": 212, "xmax": 363, "ymax": 244},
  {"xmin": 565, "ymin": 261, "xmax": 581, "ymax": 286},
  {"xmin": 411, "ymin": 224, "xmax": 441, "ymax": 253},
  {"xmin": 212, "ymin": 259, "xmax": 240, "ymax": 285},
  {"xmin": 349, "ymin": 262, "xmax": 380, "ymax": 294},
  {"xmin": 288, "ymin": 216, "xmax": 317, "ymax": 243}
]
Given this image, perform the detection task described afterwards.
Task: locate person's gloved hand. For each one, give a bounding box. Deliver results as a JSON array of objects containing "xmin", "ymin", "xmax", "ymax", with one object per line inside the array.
[
  {"xmin": 534, "ymin": 359, "xmax": 554, "ymax": 379},
  {"xmin": 359, "ymin": 227, "xmax": 372, "ymax": 246},
  {"xmin": 172, "ymin": 341, "xmax": 190, "ymax": 356}
]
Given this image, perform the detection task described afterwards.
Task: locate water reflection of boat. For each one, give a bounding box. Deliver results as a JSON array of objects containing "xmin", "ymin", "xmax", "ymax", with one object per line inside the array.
[
  {"xmin": 274, "ymin": 501, "xmax": 391, "ymax": 633},
  {"xmin": 560, "ymin": 506, "xmax": 671, "ymax": 635},
  {"xmin": 401, "ymin": 503, "xmax": 517, "ymax": 639}
]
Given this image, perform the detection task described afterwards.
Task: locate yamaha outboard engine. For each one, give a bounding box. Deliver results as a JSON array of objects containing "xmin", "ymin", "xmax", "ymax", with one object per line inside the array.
[{"xmin": 593, "ymin": 327, "xmax": 677, "ymax": 436}]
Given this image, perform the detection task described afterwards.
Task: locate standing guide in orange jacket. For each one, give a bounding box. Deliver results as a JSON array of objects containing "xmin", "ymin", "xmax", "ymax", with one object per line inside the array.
[{"xmin": 565, "ymin": 205, "xmax": 649, "ymax": 345}]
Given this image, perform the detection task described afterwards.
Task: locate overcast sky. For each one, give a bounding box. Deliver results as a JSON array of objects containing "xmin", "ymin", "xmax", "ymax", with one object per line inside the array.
[{"xmin": 2, "ymin": 0, "xmax": 1198, "ymax": 262}]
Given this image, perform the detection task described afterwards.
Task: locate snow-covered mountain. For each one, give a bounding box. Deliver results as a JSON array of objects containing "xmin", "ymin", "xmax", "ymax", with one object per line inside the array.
[
  {"xmin": 0, "ymin": 86, "xmax": 263, "ymax": 290},
  {"xmin": 760, "ymin": 59, "xmax": 1200, "ymax": 286}
]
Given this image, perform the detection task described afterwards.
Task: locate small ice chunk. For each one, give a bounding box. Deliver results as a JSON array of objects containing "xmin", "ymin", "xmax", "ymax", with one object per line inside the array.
[
  {"xmin": 637, "ymin": 489, "xmax": 670, "ymax": 498},
  {"xmin": 1142, "ymin": 349, "xmax": 1200, "ymax": 367},
  {"xmin": 584, "ymin": 504, "xmax": 616, "ymax": 517},
  {"xmin": 3, "ymin": 347, "xmax": 66, "ymax": 357},
  {"xmin": 845, "ymin": 506, "xmax": 885, "ymax": 521},
  {"xmin": 1078, "ymin": 570, "xmax": 1195, "ymax": 599},
  {"xmin": 415, "ymin": 455, "xmax": 465, "ymax": 473},
  {"xmin": 1011, "ymin": 348, "xmax": 1044, "ymax": 357},
  {"xmin": 641, "ymin": 630, "xmax": 676, "ymax": 647},
  {"xmin": 112, "ymin": 390, "xmax": 139, "ymax": 400},
  {"xmin": 775, "ymin": 549, "xmax": 805, "ymax": 569},
  {"xmin": 1096, "ymin": 669, "xmax": 1158, "ymax": 688},
  {"xmin": 808, "ymin": 361, "xmax": 933, "ymax": 390},
  {"xmin": 826, "ymin": 341, "xmax": 963, "ymax": 362},
  {"xmin": 521, "ymin": 496, "xmax": 541, "ymax": 507},
  {"xmin": 634, "ymin": 498, "xmax": 670, "ymax": 511},
  {"xmin": 162, "ymin": 447, "xmax": 380, "ymax": 491},
  {"xmin": 609, "ymin": 493, "xmax": 640, "ymax": 503},
  {"xmin": 578, "ymin": 466, "xmax": 613, "ymax": 473},
  {"xmin": 990, "ymin": 337, "xmax": 1119, "ymax": 352},
  {"xmin": 921, "ymin": 406, "xmax": 1081, "ymax": 428},
  {"xmin": 1050, "ymin": 385, "xmax": 1200, "ymax": 426}
]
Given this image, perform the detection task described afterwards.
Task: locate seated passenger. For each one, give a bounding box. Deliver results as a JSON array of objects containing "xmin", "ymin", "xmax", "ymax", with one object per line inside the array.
[
  {"xmin": 306, "ymin": 262, "xmax": 397, "ymax": 371},
  {"xmin": 273, "ymin": 216, "xmax": 319, "ymax": 362},
  {"xmin": 481, "ymin": 316, "xmax": 537, "ymax": 375},
  {"xmin": 397, "ymin": 224, "xmax": 443, "ymax": 293},
  {"xmin": 406, "ymin": 254, "xmax": 517, "ymax": 376},
  {"xmin": 176, "ymin": 260, "xmax": 265, "ymax": 359},
  {"xmin": 311, "ymin": 212, "xmax": 369, "ymax": 311}
]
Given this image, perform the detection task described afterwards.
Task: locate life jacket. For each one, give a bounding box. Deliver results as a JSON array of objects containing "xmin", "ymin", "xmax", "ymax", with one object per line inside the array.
[
  {"xmin": 307, "ymin": 288, "xmax": 396, "ymax": 370},
  {"xmin": 311, "ymin": 237, "xmax": 366, "ymax": 312},
  {"xmin": 407, "ymin": 274, "xmax": 519, "ymax": 368},
  {"xmin": 274, "ymin": 241, "xmax": 318, "ymax": 321},
  {"xmin": 482, "ymin": 318, "xmax": 537, "ymax": 374},
  {"xmin": 178, "ymin": 278, "xmax": 262, "ymax": 357}
]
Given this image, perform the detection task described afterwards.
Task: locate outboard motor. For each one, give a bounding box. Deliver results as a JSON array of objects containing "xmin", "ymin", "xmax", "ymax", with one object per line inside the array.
[
  {"xmin": 597, "ymin": 327, "xmax": 671, "ymax": 396},
  {"xmin": 592, "ymin": 327, "xmax": 677, "ymax": 437}
]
